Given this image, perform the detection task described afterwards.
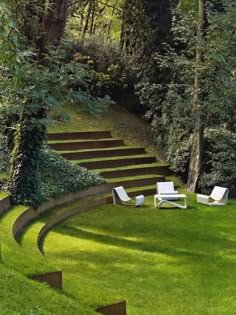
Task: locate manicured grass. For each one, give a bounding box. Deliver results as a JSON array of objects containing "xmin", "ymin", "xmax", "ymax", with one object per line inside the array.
[
  {"xmin": 43, "ymin": 195, "xmax": 236, "ymax": 315},
  {"xmin": 0, "ymin": 191, "xmax": 8, "ymax": 199},
  {"xmin": 0, "ymin": 205, "xmax": 53, "ymax": 275},
  {"xmin": 0, "ymin": 205, "xmax": 97, "ymax": 314},
  {"xmin": 48, "ymin": 138, "xmax": 123, "ymax": 144},
  {"xmin": 107, "ymin": 174, "xmax": 163, "ymax": 182},
  {"xmin": 94, "ymin": 162, "xmax": 168, "ymax": 173},
  {"xmin": 56, "ymin": 146, "xmax": 145, "ymax": 154},
  {"xmin": 74, "ymin": 153, "xmax": 155, "ymax": 164},
  {"xmin": 49, "ymin": 104, "xmax": 164, "ymax": 160}
]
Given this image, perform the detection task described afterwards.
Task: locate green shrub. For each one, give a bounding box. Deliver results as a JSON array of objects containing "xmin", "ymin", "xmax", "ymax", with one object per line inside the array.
[
  {"xmin": 164, "ymin": 134, "xmax": 192, "ymax": 182},
  {"xmin": 59, "ymin": 38, "xmax": 129, "ymax": 102},
  {"xmin": 164, "ymin": 128, "xmax": 236, "ymax": 193},
  {"xmin": 75, "ymin": 35, "xmax": 124, "ymax": 72},
  {"xmin": 39, "ymin": 147, "xmax": 106, "ymax": 201},
  {"xmin": 199, "ymin": 128, "xmax": 236, "ymax": 194}
]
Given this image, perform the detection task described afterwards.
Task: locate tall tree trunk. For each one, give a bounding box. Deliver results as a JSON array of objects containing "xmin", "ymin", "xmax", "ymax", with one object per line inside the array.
[
  {"xmin": 8, "ymin": 109, "xmax": 46, "ymax": 207},
  {"xmin": 106, "ymin": 0, "xmax": 119, "ymax": 40},
  {"xmin": 8, "ymin": 0, "xmax": 70, "ymax": 207},
  {"xmin": 89, "ymin": 0, "xmax": 95, "ymax": 35},
  {"xmin": 39, "ymin": 0, "xmax": 69, "ymax": 59},
  {"xmin": 186, "ymin": 0, "xmax": 207, "ymax": 192},
  {"xmin": 83, "ymin": 0, "xmax": 93, "ymax": 38}
]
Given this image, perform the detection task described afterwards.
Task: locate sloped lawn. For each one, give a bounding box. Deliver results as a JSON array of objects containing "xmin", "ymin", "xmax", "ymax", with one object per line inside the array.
[
  {"xmin": 43, "ymin": 194, "xmax": 236, "ymax": 315},
  {"xmin": 0, "ymin": 204, "xmax": 96, "ymax": 315}
]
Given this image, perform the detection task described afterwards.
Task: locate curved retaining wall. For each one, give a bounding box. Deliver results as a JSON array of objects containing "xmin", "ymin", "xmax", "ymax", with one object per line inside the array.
[
  {"xmin": 0, "ymin": 196, "xmax": 11, "ymax": 215},
  {"xmin": 12, "ymin": 207, "xmax": 36, "ymax": 239},
  {"xmin": 37, "ymin": 196, "xmax": 112, "ymax": 253},
  {"xmin": 12, "ymin": 184, "xmax": 113, "ymax": 240}
]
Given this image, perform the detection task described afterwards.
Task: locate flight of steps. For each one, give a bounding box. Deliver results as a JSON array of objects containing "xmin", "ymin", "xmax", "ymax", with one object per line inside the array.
[
  {"xmin": 48, "ymin": 130, "xmax": 172, "ymax": 197},
  {"xmin": 8, "ymin": 130, "xmax": 173, "ymax": 253}
]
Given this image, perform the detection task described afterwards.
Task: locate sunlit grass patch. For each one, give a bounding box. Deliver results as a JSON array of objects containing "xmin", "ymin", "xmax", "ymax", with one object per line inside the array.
[
  {"xmin": 0, "ymin": 191, "xmax": 8, "ymax": 199},
  {"xmin": 43, "ymin": 195, "xmax": 236, "ymax": 314}
]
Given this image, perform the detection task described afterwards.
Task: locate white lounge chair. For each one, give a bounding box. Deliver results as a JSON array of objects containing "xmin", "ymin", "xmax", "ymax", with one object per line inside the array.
[
  {"xmin": 197, "ymin": 186, "xmax": 229, "ymax": 206},
  {"xmin": 112, "ymin": 186, "xmax": 144, "ymax": 207},
  {"xmin": 156, "ymin": 182, "xmax": 179, "ymax": 201}
]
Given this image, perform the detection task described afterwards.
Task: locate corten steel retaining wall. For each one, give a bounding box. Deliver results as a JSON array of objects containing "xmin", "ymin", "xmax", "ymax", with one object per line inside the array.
[
  {"xmin": 12, "ymin": 184, "xmax": 113, "ymax": 240},
  {"xmin": 0, "ymin": 196, "xmax": 11, "ymax": 215},
  {"xmin": 12, "ymin": 178, "xmax": 163, "ymax": 242},
  {"xmin": 79, "ymin": 156, "xmax": 156, "ymax": 169},
  {"xmin": 61, "ymin": 147, "xmax": 146, "ymax": 160},
  {"xmin": 48, "ymin": 131, "xmax": 112, "ymax": 140},
  {"xmin": 36, "ymin": 188, "xmax": 158, "ymax": 253},
  {"xmin": 96, "ymin": 301, "xmax": 126, "ymax": 315},
  {"xmin": 29, "ymin": 271, "xmax": 62, "ymax": 289},
  {"xmin": 100, "ymin": 165, "xmax": 172, "ymax": 178},
  {"xmin": 37, "ymin": 196, "xmax": 111, "ymax": 253},
  {"xmin": 49, "ymin": 139, "xmax": 124, "ymax": 151}
]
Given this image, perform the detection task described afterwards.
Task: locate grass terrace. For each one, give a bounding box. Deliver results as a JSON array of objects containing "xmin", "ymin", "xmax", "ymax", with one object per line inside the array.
[{"xmin": 40, "ymin": 194, "xmax": 236, "ymax": 315}]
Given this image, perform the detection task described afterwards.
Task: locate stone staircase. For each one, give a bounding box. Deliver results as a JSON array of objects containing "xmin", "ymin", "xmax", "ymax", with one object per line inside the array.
[{"xmin": 48, "ymin": 130, "xmax": 171, "ymax": 196}]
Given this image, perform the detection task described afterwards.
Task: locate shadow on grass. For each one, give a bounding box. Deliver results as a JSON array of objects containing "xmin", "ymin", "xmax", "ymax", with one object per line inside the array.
[{"xmin": 49, "ymin": 202, "xmax": 236, "ymax": 270}]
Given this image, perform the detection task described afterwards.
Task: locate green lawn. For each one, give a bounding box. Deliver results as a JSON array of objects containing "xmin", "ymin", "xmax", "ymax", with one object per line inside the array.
[
  {"xmin": 43, "ymin": 194, "xmax": 236, "ymax": 315},
  {"xmin": 0, "ymin": 205, "xmax": 96, "ymax": 315}
]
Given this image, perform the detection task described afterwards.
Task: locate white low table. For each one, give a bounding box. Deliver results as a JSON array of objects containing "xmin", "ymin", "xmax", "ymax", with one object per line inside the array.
[{"xmin": 154, "ymin": 194, "xmax": 188, "ymax": 209}]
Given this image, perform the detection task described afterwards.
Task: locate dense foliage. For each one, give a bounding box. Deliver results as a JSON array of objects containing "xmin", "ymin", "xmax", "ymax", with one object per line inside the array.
[
  {"xmin": 40, "ymin": 147, "xmax": 106, "ymax": 202},
  {"xmin": 123, "ymin": 0, "xmax": 236, "ymax": 193},
  {"xmin": 0, "ymin": 3, "xmax": 109, "ymax": 207}
]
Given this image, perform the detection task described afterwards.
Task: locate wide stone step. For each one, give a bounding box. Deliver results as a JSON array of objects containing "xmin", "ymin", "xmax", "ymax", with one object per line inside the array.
[
  {"xmin": 48, "ymin": 131, "xmax": 112, "ymax": 140},
  {"xmin": 61, "ymin": 147, "xmax": 146, "ymax": 160},
  {"xmin": 99, "ymin": 164, "xmax": 172, "ymax": 178},
  {"xmin": 49, "ymin": 139, "xmax": 124, "ymax": 151},
  {"xmin": 111, "ymin": 176, "xmax": 165, "ymax": 189},
  {"xmin": 79, "ymin": 156, "xmax": 156, "ymax": 169}
]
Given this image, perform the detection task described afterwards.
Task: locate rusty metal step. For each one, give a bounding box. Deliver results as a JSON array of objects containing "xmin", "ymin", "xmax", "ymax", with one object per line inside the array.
[
  {"xmin": 79, "ymin": 156, "xmax": 156, "ymax": 170},
  {"xmin": 99, "ymin": 164, "xmax": 172, "ymax": 178},
  {"xmin": 61, "ymin": 147, "xmax": 146, "ymax": 160},
  {"xmin": 111, "ymin": 176, "xmax": 165, "ymax": 189},
  {"xmin": 49, "ymin": 139, "xmax": 124, "ymax": 151},
  {"xmin": 48, "ymin": 131, "xmax": 112, "ymax": 141}
]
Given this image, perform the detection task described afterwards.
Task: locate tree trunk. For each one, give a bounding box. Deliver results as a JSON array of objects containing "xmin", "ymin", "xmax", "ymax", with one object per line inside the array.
[
  {"xmin": 8, "ymin": 109, "xmax": 47, "ymax": 207},
  {"xmin": 89, "ymin": 0, "xmax": 95, "ymax": 35},
  {"xmin": 39, "ymin": 0, "xmax": 69, "ymax": 59},
  {"xmin": 186, "ymin": 0, "xmax": 207, "ymax": 192},
  {"xmin": 83, "ymin": 0, "xmax": 93, "ymax": 38},
  {"xmin": 119, "ymin": 0, "xmax": 132, "ymax": 51},
  {"xmin": 8, "ymin": 0, "xmax": 70, "ymax": 207},
  {"xmin": 106, "ymin": 0, "xmax": 119, "ymax": 40}
]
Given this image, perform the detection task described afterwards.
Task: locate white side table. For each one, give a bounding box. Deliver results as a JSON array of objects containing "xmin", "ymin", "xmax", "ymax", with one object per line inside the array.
[{"xmin": 154, "ymin": 194, "xmax": 188, "ymax": 209}]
